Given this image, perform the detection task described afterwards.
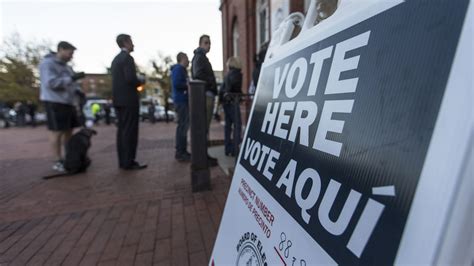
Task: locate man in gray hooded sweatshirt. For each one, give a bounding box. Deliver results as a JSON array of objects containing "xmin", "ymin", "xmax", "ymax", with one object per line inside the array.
[{"xmin": 39, "ymin": 41, "xmax": 85, "ymax": 172}]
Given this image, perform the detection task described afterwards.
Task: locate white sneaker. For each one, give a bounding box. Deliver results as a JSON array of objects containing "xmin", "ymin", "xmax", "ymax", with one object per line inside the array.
[{"xmin": 52, "ymin": 161, "xmax": 65, "ymax": 172}]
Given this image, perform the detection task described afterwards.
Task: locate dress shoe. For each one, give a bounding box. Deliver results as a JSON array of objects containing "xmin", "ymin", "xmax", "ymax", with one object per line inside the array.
[
  {"xmin": 123, "ymin": 161, "xmax": 147, "ymax": 170},
  {"xmin": 175, "ymin": 152, "xmax": 191, "ymax": 162},
  {"xmin": 225, "ymin": 151, "xmax": 235, "ymax": 157}
]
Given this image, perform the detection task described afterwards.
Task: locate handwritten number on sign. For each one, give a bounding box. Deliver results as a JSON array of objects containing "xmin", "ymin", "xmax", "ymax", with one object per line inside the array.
[
  {"xmin": 279, "ymin": 232, "xmax": 293, "ymax": 258},
  {"xmin": 284, "ymin": 240, "xmax": 292, "ymax": 258},
  {"xmin": 279, "ymin": 232, "xmax": 287, "ymax": 251}
]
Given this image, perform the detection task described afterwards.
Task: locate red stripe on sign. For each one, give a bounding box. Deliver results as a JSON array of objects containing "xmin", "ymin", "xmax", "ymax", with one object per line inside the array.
[{"xmin": 274, "ymin": 246, "xmax": 287, "ymax": 266}]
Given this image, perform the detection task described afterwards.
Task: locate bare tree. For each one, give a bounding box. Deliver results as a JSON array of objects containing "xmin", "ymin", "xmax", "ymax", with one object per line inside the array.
[{"xmin": 151, "ymin": 53, "xmax": 174, "ymax": 122}]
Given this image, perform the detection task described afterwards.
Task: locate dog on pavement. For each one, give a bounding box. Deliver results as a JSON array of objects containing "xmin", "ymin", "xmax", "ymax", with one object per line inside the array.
[{"xmin": 43, "ymin": 128, "xmax": 97, "ymax": 179}]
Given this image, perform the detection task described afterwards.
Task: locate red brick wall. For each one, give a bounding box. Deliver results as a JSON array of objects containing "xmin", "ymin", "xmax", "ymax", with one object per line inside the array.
[
  {"xmin": 290, "ymin": 1, "xmax": 305, "ymax": 13},
  {"xmin": 78, "ymin": 74, "xmax": 111, "ymax": 97},
  {"xmin": 221, "ymin": 1, "xmax": 307, "ymax": 121},
  {"xmin": 221, "ymin": 0, "xmax": 257, "ymax": 95},
  {"xmin": 221, "ymin": 0, "xmax": 304, "ymax": 90},
  {"xmin": 221, "ymin": 0, "xmax": 258, "ymax": 121}
]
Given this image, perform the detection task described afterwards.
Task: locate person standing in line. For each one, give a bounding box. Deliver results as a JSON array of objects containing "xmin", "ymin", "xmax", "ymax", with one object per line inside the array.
[
  {"xmin": 191, "ymin": 34, "xmax": 218, "ymax": 166},
  {"xmin": 148, "ymin": 102, "xmax": 156, "ymax": 124},
  {"xmin": 111, "ymin": 34, "xmax": 147, "ymax": 170},
  {"xmin": 26, "ymin": 100, "xmax": 37, "ymax": 127},
  {"xmin": 14, "ymin": 101, "xmax": 26, "ymax": 127},
  {"xmin": 220, "ymin": 57, "xmax": 243, "ymax": 157},
  {"xmin": 91, "ymin": 102, "xmax": 101, "ymax": 124},
  {"xmin": 171, "ymin": 52, "xmax": 191, "ymax": 162},
  {"xmin": 104, "ymin": 99, "xmax": 112, "ymax": 125},
  {"xmin": 39, "ymin": 41, "xmax": 85, "ymax": 172}
]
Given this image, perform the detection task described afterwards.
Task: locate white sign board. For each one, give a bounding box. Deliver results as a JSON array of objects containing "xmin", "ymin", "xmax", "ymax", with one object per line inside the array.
[{"xmin": 211, "ymin": 1, "xmax": 472, "ymax": 265}]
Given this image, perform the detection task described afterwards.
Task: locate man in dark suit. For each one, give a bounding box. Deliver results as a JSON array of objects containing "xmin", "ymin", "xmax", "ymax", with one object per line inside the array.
[{"xmin": 111, "ymin": 34, "xmax": 147, "ymax": 170}]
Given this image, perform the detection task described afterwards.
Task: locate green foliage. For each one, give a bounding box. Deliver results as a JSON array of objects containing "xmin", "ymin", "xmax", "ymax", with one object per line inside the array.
[
  {"xmin": 0, "ymin": 32, "xmax": 51, "ymax": 104},
  {"xmin": 0, "ymin": 81, "xmax": 37, "ymax": 103}
]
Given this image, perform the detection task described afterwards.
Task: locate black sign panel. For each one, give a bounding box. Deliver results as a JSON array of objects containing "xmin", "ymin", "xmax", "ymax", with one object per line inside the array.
[{"xmin": 239, "ymin": 1, "xmax": 469, "ymax": 264}]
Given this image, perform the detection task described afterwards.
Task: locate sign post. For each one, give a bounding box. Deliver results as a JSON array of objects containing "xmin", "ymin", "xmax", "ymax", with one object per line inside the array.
[
  {"xmin": 210, "ymin": 0, "xmax": 472, "ymax": 265},
  {"xmin": 189, "ymin": 79, "xmax": 211, "ymax": 192}
]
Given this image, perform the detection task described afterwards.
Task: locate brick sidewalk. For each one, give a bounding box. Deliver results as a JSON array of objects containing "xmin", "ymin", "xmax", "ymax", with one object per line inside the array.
[{"xmin": 0, "ymin": 121, "xmax": 231, "ymax": 265}]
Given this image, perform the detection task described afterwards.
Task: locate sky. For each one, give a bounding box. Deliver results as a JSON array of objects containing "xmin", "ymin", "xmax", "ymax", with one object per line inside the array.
[{"xmin": 0, "ymin": 0, "xmax": 224, "ymax": 73}]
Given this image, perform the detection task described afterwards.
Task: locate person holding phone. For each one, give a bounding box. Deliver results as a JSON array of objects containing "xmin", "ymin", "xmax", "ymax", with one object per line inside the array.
[{"xmin": 39, "ymin": 41, "xmax": 85, "ymax": 172}]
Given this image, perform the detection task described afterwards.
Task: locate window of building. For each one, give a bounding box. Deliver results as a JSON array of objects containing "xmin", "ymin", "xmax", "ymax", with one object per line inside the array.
[
  {"xmin": 270, "ymin": 0, "xmax": 289, "ymax": 34},
  {"xmin": 232, "ymin": 19, "xmax": 240, "ymax": 57},
  {"xmin": 304, "ymin": 0, "xmax": 338, "ymax": 25},
  {"xmin": 256, "ymin": 0, "xmax": 269, "ymax": 51}
]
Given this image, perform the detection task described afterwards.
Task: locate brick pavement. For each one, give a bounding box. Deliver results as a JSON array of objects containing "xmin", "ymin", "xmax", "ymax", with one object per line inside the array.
[{"xmin": 0, "ymin": 121, "xmax": 231, "ymax": 265}]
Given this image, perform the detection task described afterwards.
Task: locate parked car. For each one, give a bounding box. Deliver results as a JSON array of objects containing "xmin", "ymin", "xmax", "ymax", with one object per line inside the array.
[
  {"xmin": 24, "ymin": 112, "xmax": 47, "ymax": 125},
  {"xmin": 0, "ymin": 104, "xmax": 46, "ymax": 128},
  {"xmin": 154, "ymin": 105, "xmax": 176, "ymax": 121},
  {"xmin": 83, "ymin": 98, "xmax": 115, "ymax": 123},
  {"xmin": 0, "ymin": 106, "xmax": 12, "ymax": 128},
  {"xmin": 139, "ymin": 99, "xmax": 175, "ymax": 122}
]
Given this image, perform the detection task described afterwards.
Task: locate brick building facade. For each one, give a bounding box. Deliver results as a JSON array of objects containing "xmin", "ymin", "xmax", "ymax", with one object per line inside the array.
[
  {"xmin": 78, "ymin": 73, "xmax": 111, "ymax": 98},
  {"xmin": 219, "ymin": 0, "xmax": 311, "ymax": 94},
  {"xmin": 219, "ymin": 0, "xmax": 314, "ymax": 120}
]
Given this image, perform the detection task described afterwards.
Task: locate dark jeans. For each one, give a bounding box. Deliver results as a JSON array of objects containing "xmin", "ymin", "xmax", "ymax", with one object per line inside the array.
[
  {"xmin": 175, "ymin": 102, "xmax": 189, "ymax": 155},
  {"xmin": 105, "ymin": 111, "xmax": 111, "ymax": 125},
  {"xmin": 30, "ymin": 114, "xmax": 36, "ymax": 127},
  {"xmin": 115, "ymin": 106, "xmax": 139, "ymax": 168},
  {"xmin": 16, "ymin": 114, "xmax": 26, "ymax": 127},
  {"xmin": 223, "ymin": 102, "xmax": 241, "ymax": 155}
]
